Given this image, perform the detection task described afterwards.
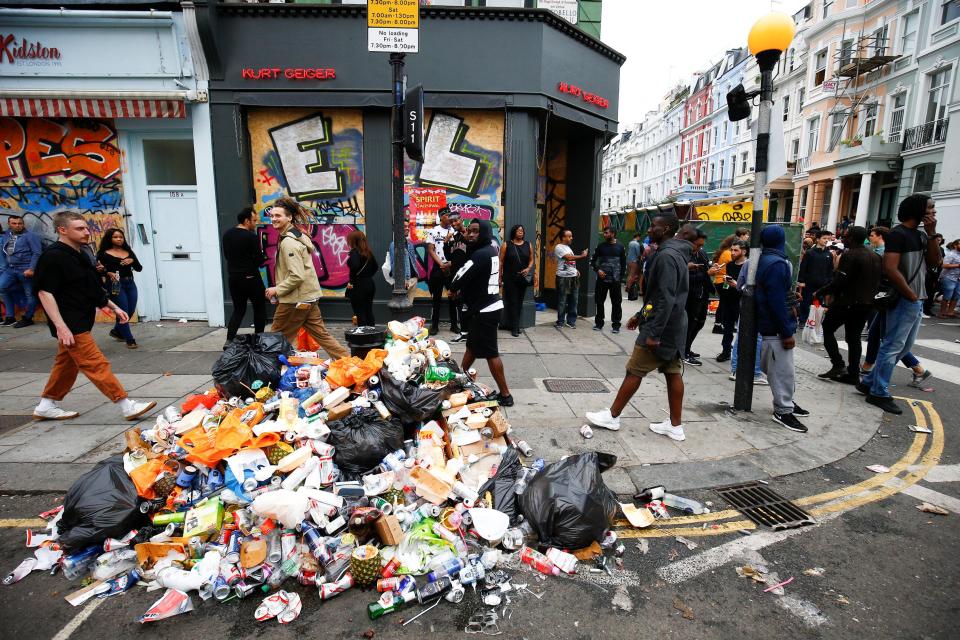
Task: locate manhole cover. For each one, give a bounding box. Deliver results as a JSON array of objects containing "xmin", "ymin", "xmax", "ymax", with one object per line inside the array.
[
  {"xmin": 0, "ymin": 414, "xmax": 33, "ymax": 438},
  {"xmin": 715, "ymin": 482, "xmax": 816, "ymax": 531},
  {"xmin": 543, "ymin": 378, "xmax": 609, "ymax": 393}
]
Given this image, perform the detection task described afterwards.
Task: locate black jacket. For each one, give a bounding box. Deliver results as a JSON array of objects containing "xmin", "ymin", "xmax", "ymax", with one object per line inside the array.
[
  {"xmin": 798, "ymin": 246, "xmax": 833, "ymax": 287},
  {"xmin": 816, "ymin": 245, "xmax": 881, "ymax": 307},
  {"xmin": 635, "ymin": 237, "xmax": 692, "ymax": 360},
  {"xmin": 449, "ymin": 220, "xmax": 501, "ymax": 314},
  {"xmin": 590, "ymin": 240, "xmax": 626, "ymax": 283}
]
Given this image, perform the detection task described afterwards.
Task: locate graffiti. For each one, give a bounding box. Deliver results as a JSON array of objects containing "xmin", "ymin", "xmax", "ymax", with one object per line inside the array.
[
  {"xmin": 693, "ymin": 201, "xmax": 767, "ymax": 223},
  {"xmin": 447, "ymin": 201, "xmax": 494, "ymax": 221},
  {"xmin": 249, "ymin": 108, "xmax": 365, "ymax": 296},
  {"xmin": 417, "ymin": 112, "xmax": 488, "ymax": 196},
  {"xmin": 0, "ymin": 116, "xmax": 125, "ymax": 248},
  {"xmin": 541, "ymin": 136, "xmax": 567, "ymax": 289}
]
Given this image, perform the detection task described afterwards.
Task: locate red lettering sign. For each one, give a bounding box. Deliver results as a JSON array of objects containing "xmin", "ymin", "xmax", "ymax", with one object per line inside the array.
[
  {"xmin": 557, "ymin": 81, "xmax": 608, "ymax": 109},
  {"xmin": 241, "ymin": 68, "xmax": 336, "ymax": 81},
  {"xmin": 0, "ymin": 34, "xmax": 62, "ymax": 64}
]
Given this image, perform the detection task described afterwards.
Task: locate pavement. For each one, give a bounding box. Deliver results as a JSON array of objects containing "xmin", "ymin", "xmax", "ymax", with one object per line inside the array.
[{"xmin": 0, "ymin": 297, "xmax": 885, "ymax": 495}]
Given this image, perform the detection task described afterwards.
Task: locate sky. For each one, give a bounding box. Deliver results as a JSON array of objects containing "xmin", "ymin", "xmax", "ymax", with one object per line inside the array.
[{"xmin": 600, "ymin": 0, "xmax": 811, "ymax": 129}]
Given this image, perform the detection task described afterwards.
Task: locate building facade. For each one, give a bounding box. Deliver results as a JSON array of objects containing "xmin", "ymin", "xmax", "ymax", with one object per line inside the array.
[{"xmin": 0, "ymin": 5, "xmax": 223, "ymax": 325}]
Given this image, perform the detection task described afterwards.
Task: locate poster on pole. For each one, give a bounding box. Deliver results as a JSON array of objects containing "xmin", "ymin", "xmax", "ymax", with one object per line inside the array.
[{"xmin": 368, "ymin": 0, "xmax": 419, "ymax": 53}]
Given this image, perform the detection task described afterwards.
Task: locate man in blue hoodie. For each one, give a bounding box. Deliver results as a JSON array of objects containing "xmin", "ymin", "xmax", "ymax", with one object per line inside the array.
[
  {"xmin": 0, "ymin": 215, "xmax": 43, "ymax": 328},
  {"xmin": 755, "ymin": 225, "xmax": 809, "ymax": 433}
]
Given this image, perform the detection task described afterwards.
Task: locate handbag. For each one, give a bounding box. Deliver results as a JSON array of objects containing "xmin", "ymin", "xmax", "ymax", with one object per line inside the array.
[
  {"xmin": 513, "ymin": 242, "xmax": 534, "ymax": 285},
  {"xmin": 874, "ymin": 258, "xmax": 925, "ymax": 311}
]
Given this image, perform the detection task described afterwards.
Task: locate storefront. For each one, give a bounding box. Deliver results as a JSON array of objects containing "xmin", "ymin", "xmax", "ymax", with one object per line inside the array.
[
  {"xmin": 196, "ymin": 2, "xmax": 622, "ymax": 323},
  {"xmin": 0, "ymin": 7, "xmax": 223, "ymax": 325}
]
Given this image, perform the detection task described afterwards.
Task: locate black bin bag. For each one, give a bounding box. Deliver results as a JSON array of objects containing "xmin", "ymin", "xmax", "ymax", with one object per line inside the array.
[
  {"xmin": 519, "ymin": 451, "xmax": 619, "ymax": 549},
  {"xmin": 478, "ymin": 446, "xmax": 524, "ymax": 524},
  {"xmin": 58, "ymin": 456, "xmax": 146, "ymax": 551},
  {"xmin": 379, "ymin": 372, "xmax": 452, "ymax": 424},
  {"xmin": 327, "ymin": 407, "xmax": 405, "ymax": 480},
  {"xmin": 213, "ymin": 332, "xmax": 292, "ymax": 398}
]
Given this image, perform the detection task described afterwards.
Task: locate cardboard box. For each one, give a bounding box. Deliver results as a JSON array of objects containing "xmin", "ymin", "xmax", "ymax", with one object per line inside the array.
[
  {"xmin": 182, "ymin": 497, "xmax": 224, "ymax": 540},
  {"xmin": 374, "ymin": 514, "xmax": 404, "ymax": 546},
  {"xmin": 486, "ymin": 408, "xmax": 509, "ymax": 438}
]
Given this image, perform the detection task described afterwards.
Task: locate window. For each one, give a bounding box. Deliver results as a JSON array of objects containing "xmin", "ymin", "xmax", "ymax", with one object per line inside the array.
[
  {"xmin": 943, "ymin": 0, "xmax": 960, "ymax": 25},
  {"xmin": 797, "ymin": 88, "xmax": 806, "ymax": 109},
  {"xmin": 829, "ymin": 112, "xmax": 846, "ymax": 150},
  {"xmin": 144, "ymin": 140, "xmax": 196, "ymax": 185},
  {"xmin": 873, "ymin": 25, "xmax": 889, "ymax": 56},
  {"xmin": 822, "ymin": 0, "xmax": 830, "ymax": 19},
  {"xmin": 617, "ymin": 173, "xmax": 621, "ymax": 184},
  {"xmin": 926, "ymin": 68, "xmax": 952, "ymax": 123},
  {"xmin": 863, "ymin": 104, "xmax": 878, "ymax": 137},
  {"xmin": 719, "ymin": 159, "xmax": 725, "ymax": 180},
  {"xmin": 798, "ymin": 186, "xmax": 809, "ymax": 221},
  {"xmin": 633, "ymin": 165, "xmax": 637, "ymax": 178},
  {"xmin": 814, "ymin": 49, "xmax": 828, "ymax": 85},
  {"xmin": 914, "ymin": 164, "xmax": 936, "ymax": 192},
  {"xmin": 714, "ymin": 127, "xmax": 719, "ymax": 146},
  {"xmin": 783, "ymin": 95, "xmax": 791, "ymax": 121},
  {"xmin": 807, "ymin": 115, "xmax": 821, "ymax": 154},
  {"xmin": 741, "ymin": 152, "xmax": 749, "ymax": 175},
  {"xmin": 900, "ymin": 12, "xmax": 918, "ymax": 56},
  {"xmin": 791, "ymin": 138, "xmax": 801, "ymax": 160},
  {"xmin": 839, "ymin": 39, "xmax": 854, "ymax": 69},
  {"xmin": 709, "ymin": 163, "xmax": 715, "ymax": 182},
  {"xmin": 631, "ymin": 189, "xmax": 636, "ymax": 205},
  {"xmin": 888, "ymin": 93, "xmax": 907, "ymax": 141},
  {"xmin": 789, "ymin": 48, "xmax": 796, "ymax": 72}
]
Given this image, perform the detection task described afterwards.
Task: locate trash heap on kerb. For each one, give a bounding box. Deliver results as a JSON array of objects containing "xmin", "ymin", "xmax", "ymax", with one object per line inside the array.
[{"xmin": 6, "ymin": 318, "xmax": 634, "ymax": 627}]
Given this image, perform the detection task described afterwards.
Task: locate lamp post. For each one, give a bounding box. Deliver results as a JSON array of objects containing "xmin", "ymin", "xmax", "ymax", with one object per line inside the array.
[
  {"xmin": 733, "ymin": 13, "xmax": 795, "ymax": 411},
  {"xmin": 387, "ymin": 52, "xmax": 413, "ymax": 318}
]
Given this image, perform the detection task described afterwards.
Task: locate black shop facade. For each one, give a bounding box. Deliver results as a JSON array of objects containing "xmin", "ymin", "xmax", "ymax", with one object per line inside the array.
[{"xmin": 195, "ymin": 2, "xmax": 623, "ymax": 324}]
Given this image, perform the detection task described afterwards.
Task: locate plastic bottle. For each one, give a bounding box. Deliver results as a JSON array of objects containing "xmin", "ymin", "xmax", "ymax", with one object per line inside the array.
[
  {"xmin": 661, "ymin": 492, "xmax": 705, "ymax": 515},
  {"xmin": 519, "ymin": 546, "xmax": 560, "ymax": 577},
  {"xmin": 426, "ymin": 557, "xmax": 463, "ymax": 582},
  {"xmin": 61, "ymin": 545, "xmax": 101, "ymax": 581},
  {"xmin": 265, "ymin": 556, "xmax": 300, "ymax": 589},
  {"xmin": 513, "ymin": 467, "xmax": 535, "ymax": 496},
  {"xmin": 379, "ymin": 450, "xmax": 407, "ymax": 473}
]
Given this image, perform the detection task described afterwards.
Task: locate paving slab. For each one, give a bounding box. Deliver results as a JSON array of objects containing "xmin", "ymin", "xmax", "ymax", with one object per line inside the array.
[{"xmin": 0, "ymin": 422, "xmax": 130, "ymax": 463}]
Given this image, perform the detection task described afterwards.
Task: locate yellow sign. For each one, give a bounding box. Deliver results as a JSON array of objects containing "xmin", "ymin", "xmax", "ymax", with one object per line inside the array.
[
  {"xmin": 368, "ymin": 0, "xmax": 419, "ymax": 29},
  {"xmin": 694, "ymin": 200, "xmax": 768, "ymax": 222}
]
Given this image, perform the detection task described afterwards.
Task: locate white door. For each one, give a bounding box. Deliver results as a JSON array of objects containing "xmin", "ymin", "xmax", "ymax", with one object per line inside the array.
[{"xmin": 148, "ymin": 189, "xmax": 205, "ymax": 318}]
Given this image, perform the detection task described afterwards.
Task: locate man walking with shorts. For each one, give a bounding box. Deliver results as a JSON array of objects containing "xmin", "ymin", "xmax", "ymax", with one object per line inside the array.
[
  {"xmin": 585, "ymin": 217, "xmax": 696, "ymax": 439},
  {"xmin": 32, "ymin": 212, "xmax": 156, "ymax": 421}
]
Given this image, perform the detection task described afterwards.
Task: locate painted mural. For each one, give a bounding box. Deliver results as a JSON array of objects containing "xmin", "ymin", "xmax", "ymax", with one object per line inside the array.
[
  {"xmin": 248, "ymin": 108, "xmax": 365, "ymax": 296},
  {"xmin": 0, "ymin": 116, "xmax": 126, "ymax": 245},
  {"xmin": 541, "ymin": 136, "xmax": 567, "ymax": 290}
]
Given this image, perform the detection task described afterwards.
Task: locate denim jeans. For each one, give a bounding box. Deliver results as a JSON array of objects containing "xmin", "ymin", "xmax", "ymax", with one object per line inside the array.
[
  {"xmin": 862, "ymin": 298, "xmax": 923, "ymax": 398},
  {"xmin": 556, "ymin": 275, "xmax": 579, "ymax": 326},
  {"xmin": 942, "ymin": 277, "xmax": 960, "ymax": 302},
  {"xmin": 0, "ymin": 269, "xmax": 37, "ymax": 319},
  {"xmin": 110, "ymin": 278, "xmax": 138, "ymax": 343},
  {"xmin": 732, "ymin": 328, "xmax": 762, "ymax": 376},
  {"xmin": 864, "ymin": 310, "xmax": 920, "ymax": 369}
]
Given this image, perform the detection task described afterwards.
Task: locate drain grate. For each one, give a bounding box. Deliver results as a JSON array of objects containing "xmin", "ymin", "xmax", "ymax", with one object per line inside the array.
[
  {"xmin": 543, "ymin": 378, "xmax": 609, "ymax": 393},
  {"xmin": 0, "ymin": 414, "xmax": 34, "ymax": 438},
  {"xmin": 715, "ymin": 482, "xmax": 816, "ymax": 531}
]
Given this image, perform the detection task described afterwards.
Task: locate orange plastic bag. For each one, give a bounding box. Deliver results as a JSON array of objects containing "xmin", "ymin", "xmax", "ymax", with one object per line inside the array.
[
  {"xmin": 129, "ymin": 458, "xmax": 166, "ymax": 500},
  {"xmin": 182, "ymin": 389, "xmax": 220, "ymax": 413},
  {"xmin": 325, "ymin": 349, "xmax": 387, "ymax": 389},
  {"xmin": 178, "ymin": 403, "xmax": 278, "ymax": 467},
  {"xmin": 297, "ymin": 328, "xmax": 320, "ymax": 352}
]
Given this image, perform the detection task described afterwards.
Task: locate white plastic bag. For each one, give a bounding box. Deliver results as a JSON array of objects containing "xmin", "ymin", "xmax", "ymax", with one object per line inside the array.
[
  {"xmin": 802, "ymin": 304, "xmax": 825, "ymax": 346},
  {"xmin": 251, "ymin": 489, "xmax": 310, "ymax": 529}
]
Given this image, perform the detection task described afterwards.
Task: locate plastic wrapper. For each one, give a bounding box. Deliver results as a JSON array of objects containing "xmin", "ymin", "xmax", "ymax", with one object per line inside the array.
[
  {"xmin": 212, "ymin": 332, "xmax": 292, "ymax": 398},
  {"xmin": 325, "ymin": 349, "xmax": 387, "ymax": 389},
  {"xmin": 518, "ymin": 452, "xmax": 619, "ymax": 550},
  {"xmin": 251, "ymin": 489, "xmax": 310, "ymax": 529},
  {"xmin": 57, "ymin": 456, "xmax": 146, "ymax": 552},
  {"xmin": 478, "ymin": 447, "xmax": 524, "ymax": 525},
  {"xmin": 327, "ymin": 408, "xmax": 404, "ymax": 480}
]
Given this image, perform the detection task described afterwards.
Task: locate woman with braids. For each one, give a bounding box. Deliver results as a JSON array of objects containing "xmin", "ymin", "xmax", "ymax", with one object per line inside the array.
[{"xmin": 263, "ymin": 197, "xmax": 348, "ymax": 359}]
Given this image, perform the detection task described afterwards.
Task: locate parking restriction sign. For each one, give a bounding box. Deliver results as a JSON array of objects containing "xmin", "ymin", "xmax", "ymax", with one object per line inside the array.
[{"xmin": 368, "ymin": 0, "xmax": 419, "ymax": 53}]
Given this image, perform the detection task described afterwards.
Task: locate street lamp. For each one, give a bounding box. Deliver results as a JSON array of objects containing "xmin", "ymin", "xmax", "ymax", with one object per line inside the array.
[{"xmin": 731, "ymin": 12, "xmax": 795, "ymax": 411}]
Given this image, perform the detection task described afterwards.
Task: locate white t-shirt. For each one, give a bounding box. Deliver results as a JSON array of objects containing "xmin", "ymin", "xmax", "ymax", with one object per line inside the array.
[
  {"xmin": 426, "ymin": 225, "xmax": 451, "ymax": 263},
  {"xmin": 555, "ymin": 243, "xmax": 577, "ymax": 278}
]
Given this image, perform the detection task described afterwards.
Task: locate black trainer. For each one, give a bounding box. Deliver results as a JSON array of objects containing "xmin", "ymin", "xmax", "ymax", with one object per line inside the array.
[
  {"xmin": 716, "ymin": 352, "xmax": 731, "ymax": 363},
  {"xmin": 792, "ymin": 403, "xmax": 810, "ymax": 417},
  {"xmin": 818, "ymin": 365, "xmax": 846, "ymax": 380},
  {"xmin": 689, "ymin": 351, "xmax": 701, "ymax": 358},
  {"xmin": 834, "ymin": 372, "xmax": 859, "ymax": 385},
  {"xmin": 682, "ymin": 355, "xmax": 702, "ymax": 366},
  {"xmin": 12, "ymin": 318, "xmax": 34, "ymax": 328},
  {"xmin": 773, "ymin": 412, "xmax": 808, "ymax": 432},
  {"xmin": 492, "ymin": 393, "xmax": 514, "ymax": 407},
  {"xmin": 1, "ymin": 317, "xmax": 15, "ymax": 326},
  {"xmin": 855, "ymin": 381, "xmax": 871, "ymax": 396},
  {"xmin": 866, "ymin": 394, "xmax": 903, "ymax": 415}
]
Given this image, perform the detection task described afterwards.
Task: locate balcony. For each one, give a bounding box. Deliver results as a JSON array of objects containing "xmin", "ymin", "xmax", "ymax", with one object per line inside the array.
[
  {"xmin": 902, "ymin": 119, "xmax": 949, "ymax": 151},
  {"xmin": 838, "ymin": 135, "xmax": 904, "ymax": 160},
  {"xmin": 794, "ymin": 156, "xmax": 809, "ymax": 175},
  {"xmin": 708, "ymin": 179, "xmax": 733, "ymax": 191}
]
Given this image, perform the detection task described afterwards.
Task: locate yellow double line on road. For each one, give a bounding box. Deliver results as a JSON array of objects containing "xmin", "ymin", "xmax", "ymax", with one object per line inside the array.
[{"xmin": 613, "ymin": 399, "xmax": 944, "ymax": 538}]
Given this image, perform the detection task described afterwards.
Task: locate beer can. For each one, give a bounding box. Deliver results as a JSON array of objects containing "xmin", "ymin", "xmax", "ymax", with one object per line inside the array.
[
  {"xmin": 225, "ymin": 533, "xmax": 243, "ymax": 564},
  {"xmin": 317, "ymin": 457, "xmax": 336, "ymax": 485},
  {"xmin": 266, "ymin": 533, "xmax": 282, "ymax": 564},
  {"xmin": 222, "ymin": 562, "xmax": 242, "ymax": 585},
  {"xmin": 377, "ymin": 577, "xmax": 401, "ymax": 592},
  {"xmin": 319, "ymin": 572, "xmax": 354, "ymax": 601},
  {"xmin": 280, "ymin": 531, "xmax": 296, "ymax": 559},
  {"xmin": 364, "ymin": 390, "xmax": 380, "ymax": 403},
  {"xmin": 213, "ymin": 574, "xmax": 231, "ymax": 600},
  {"xmin": 283, "ymin": 431, "xmax": 297, "ymax": 444},
  {"xmin": 234, "ymin": 581, "xmax": 256, "ymax": 599},
  {"xmin": 516, "ymin": 440, "xmax": 534, "ymax": 457},
  {"xmin": 370, "ymin": 497, "xmax": 393, "ymax": 515},
  {"xmin": 309, "ymin": 441, "xmax": 335, "ymax": 457},
  {"xmin": 218, "ymin": 523, "xmax": 237, "ymax": 547},
  {"xmin": 298, "ymin": 570, "xmax": 318, "ymax": 586}
]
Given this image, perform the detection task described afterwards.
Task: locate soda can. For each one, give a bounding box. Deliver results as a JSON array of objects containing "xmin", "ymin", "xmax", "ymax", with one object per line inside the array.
[
  {"xmin": 317, "ymin": 457, "xmax": 336, "ymax": 485},
  {"xmin": 222, "ymin": 563, "xmax": 242, "ymax": 586},
  {"xmin": 188, "ymin": 536, "xmax": 203, "ymax": 559},
  {"xmin": 309, "ymin": 441, "xmax": 335, "ymax": 458},
  {"xmin": 266, "ymin": 533, "xmax": 282, "ymax": 564},
  {"xmin": 377, "ymin": 577, "xmax": 401, "ymax": 592},
  {"xmin": 206, "ymin": 468, "xmax": 225, "ymax": 493},
  {"xmin": 417, "ymin": 504, "xmax": 441, "ymax": 519},
  {"xmin": 283, "ymin": 431, "xmax": 297, "ymax": 444},
  {"xmin": 213, "ymin": 574, "xmax": 231, "ymax": 600},
  {"xmin": 218, "ymin": 523, "xmax": 237, "ymax": 547},
  {"xmin": 367, "ymin": 375, "xmax": 380, "ymax": 388},
  {"xmin": 103, "ymin": 536, "xmax": 132, "ymax": 552},
  {"xmin": 298, "ymin": 570, "xmax": 319, "ymax": 586},
  {"xmin": 280, "ymin": 531, "xmax": 297, "ymax": 559},
  {"xmin": 516, "ymin": 440, "xmax": 533, "ymax": 457},
  {"xmin": 364, "ymin": 390, "xmax": 380, "ymax": 403},
  {"xmin": 225, "ymin": 533, "xmax": 243, "ymax": 564},
  {"xmin": 319, "ymin": 572, "xmax": 354, "ymax": 601},
  {"xmin": 242, "ymin": 477, "xmax": 259, "ymax": 493},
  {"xmin": 370, "ymin": 497, "xmax": 393, "ymax": 515},
  {"xmin": 234, "ymin": 581, "xmax": 256, "ymax": 599}
]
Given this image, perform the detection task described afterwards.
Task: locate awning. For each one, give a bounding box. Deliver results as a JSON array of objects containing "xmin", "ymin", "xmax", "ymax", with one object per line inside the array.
[{"xmin": 1, "ymin": 97, "xmax": 185, "ymax": 119}]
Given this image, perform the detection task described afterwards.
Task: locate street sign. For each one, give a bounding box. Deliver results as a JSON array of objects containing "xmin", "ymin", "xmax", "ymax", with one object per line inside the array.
[
  {"xmin": 404, "ymin": 84, "xmax": 424, "ymax": 162},
  {"xmin": 539, "ymin": 0, "xmax": 578, "ymax": 24},
  {"xmin": 368, "ymin": 0, "xmax": 419, "ymax": 53}
]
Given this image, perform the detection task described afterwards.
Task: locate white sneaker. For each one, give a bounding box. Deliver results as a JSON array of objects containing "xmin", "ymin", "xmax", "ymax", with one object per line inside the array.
[
  {"xmin": 728, "ymin": 373, "xmax": 737, "ymax": 381},
  {"xmin": 121, "ymin": 399, "xmax": 157, "ymax": 421},
  {"xmin": 586, "ymin": 409, "xmax": 621, "ymax": 431},
  {"xmin": 33, "ymin": 402, "xmax": 79, "ymax": 421},
  {"xmin": 649, "ymin": 419, "xmax": 686, "ymax": 441},
  {"xmin": 755, "ymin": 374, "xmax": 770, "ymax": 386}
]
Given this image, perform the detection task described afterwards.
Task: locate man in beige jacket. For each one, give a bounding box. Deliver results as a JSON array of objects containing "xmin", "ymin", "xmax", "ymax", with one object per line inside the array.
[{"xmin": 264, "ymin": 198, "xmax": 349, "ymax": 359}]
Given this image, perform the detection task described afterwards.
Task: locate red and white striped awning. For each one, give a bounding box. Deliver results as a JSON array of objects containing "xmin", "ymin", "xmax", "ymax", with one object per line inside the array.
[{"xmin": 0, "ymin": 97, "xmax": 186, "ymax": 119}]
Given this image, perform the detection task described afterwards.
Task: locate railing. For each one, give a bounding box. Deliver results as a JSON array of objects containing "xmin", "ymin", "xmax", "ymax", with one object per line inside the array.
[
  {"xmin": 902, "ymin": 118, "xmax": 949, "ymax": 151},
  {"xmin": 794, "ymin": 156, "xmax": 810, "ymax": 175},
  {"xmin": 708, "ymin": 179, "xmax": 733, "ymax": 190},
  {"xmin": 888, "ymin": 110, "xmax": 905, "ymax": 142}
]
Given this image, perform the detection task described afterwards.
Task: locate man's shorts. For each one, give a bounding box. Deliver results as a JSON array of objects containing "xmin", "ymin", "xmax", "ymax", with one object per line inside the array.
[
  {"xmin": 626, "ymin": 344, "xmax": 683, "ymax": 377},
  {"xmin": 466, "ymin": 310, "xmax": 500, "ymax": 359}
]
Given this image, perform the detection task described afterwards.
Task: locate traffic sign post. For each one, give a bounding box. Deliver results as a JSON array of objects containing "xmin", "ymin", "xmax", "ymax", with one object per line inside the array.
[{"xmin": 368, "ymin": 0, "xmax": 419, "ymax": 53}]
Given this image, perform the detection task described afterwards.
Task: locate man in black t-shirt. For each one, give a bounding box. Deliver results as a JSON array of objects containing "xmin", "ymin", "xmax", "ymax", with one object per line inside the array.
[
  {"xmin": 32, "ymin": 212, "xmax": 156, "ymax": 422},
  {"xmin": 858, "ymin": 194, "xmax": 941, "ymax": 415},
  {"xmin": 222, "ymin": 207, "xmax": 267, "ymax": 347}
]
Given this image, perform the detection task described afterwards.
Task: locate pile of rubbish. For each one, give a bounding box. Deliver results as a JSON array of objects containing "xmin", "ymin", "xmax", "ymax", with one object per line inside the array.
[{"xmin": 5, "ymin": 317, "xmax": 624, "ymax": 626}]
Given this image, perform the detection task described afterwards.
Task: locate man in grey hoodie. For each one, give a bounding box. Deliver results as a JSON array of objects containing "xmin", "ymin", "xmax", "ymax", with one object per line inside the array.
[{"xmin": 586, "ymin": 217, "xmax": 697, "ymax": 440}]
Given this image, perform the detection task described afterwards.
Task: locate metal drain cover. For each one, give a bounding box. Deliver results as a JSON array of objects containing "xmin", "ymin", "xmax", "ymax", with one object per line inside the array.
[
  {"xmin": 715, "ymin": 482, "xmax": 816, "ymax": 531},
  {"xmin": 543, "ymin": 378, "xmax": 609, "ymax": 393},
  {"xmin": 0, "ymin": 414, "xmax": 33, "ymax": 438}
]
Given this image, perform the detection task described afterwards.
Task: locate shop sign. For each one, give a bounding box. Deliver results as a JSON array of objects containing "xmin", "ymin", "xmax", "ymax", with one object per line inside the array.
[
  {"xmin": 539, "ymin": 0, "xmax": 578, "ymax": 24},
  {"xmin": 368, "ymin": 0, "xmax": 419, "ymax": 53},
  {"xmin": 0, "ymin": 33, "xmax": 62, "ymax": 66},
  {"xmin": 241, "ymin": 68, "xmax": 337, "ymax": 80},
  {"xmin": 558, "ymin": 82, "xmax": 609, "ymax": 109}
]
